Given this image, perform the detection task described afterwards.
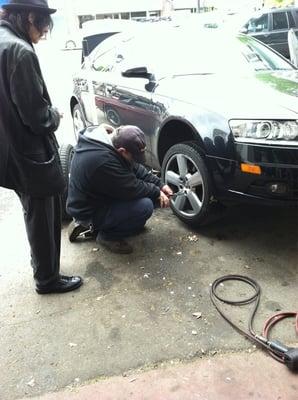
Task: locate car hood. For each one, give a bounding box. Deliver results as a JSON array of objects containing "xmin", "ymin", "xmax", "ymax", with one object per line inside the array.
[{"xmin": 156, "ymin": 70, "xmax": 298, "ymax": 119}]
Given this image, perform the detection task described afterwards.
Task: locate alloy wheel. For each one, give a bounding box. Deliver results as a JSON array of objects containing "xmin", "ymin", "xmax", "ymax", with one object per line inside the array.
[{"xmin": 165, "ymin": 153, "xmax": 205, "ymax": 218}]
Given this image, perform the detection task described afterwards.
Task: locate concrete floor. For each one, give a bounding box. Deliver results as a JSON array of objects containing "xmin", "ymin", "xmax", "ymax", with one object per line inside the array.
[{"xmin": 0, "ymin": 188, "xmax": 297, "ymax": 399}]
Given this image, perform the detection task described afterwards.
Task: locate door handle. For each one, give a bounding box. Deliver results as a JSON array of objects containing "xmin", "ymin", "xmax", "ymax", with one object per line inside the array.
[{"xmin": 106, "ymin": 85, "xmax": 114, "ymax": 94}]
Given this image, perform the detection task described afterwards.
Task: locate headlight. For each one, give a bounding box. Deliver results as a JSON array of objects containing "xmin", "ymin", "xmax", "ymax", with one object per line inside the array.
[{"xmin": 229, "ymin": 120, "xmax": 298, "ymax": 141}]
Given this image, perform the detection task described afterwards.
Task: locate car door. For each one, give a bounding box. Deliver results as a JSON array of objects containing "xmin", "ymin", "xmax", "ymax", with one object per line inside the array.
[
  {"xmin": 75, "ymin": 36, "xmax": 122, "ymax": 126},
  {"xmin": 270, "ymin": 11, "xmax": 292, "ymax": 57},
  {"xmin": 74, "ymin": 61, "xmax": 102, "ymax": 126},
  {"xmin": 90, "ymin": 47, "xmax": 121, "ymax": 126},
  {"xmin": 92, "ymin": 37, "xmax": 157, "ymax": 164}
]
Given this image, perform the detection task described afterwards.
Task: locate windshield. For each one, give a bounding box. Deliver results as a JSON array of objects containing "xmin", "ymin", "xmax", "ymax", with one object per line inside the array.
[{"xmin": 107, "ymin": 28, "xmax": 295, "ymax": 77}]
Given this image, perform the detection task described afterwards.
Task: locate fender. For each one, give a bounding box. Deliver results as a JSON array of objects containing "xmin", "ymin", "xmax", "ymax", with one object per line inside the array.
[{"xmin": 151, "ymin": 98, "xmax": 231, "ymax": 167}]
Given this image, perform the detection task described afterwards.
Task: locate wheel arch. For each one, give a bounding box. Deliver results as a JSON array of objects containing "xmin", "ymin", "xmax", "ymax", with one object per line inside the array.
[
  {"xmin": 70, "ymin": 97, "xmax": 88, "ymax": 123},
  {"xmin": 157, "ymin": 118, "xmax": 206, "ymax": 166},
  {"xmin": 70, "ymin": 96, "xmax": 79, "ymax": 116}
]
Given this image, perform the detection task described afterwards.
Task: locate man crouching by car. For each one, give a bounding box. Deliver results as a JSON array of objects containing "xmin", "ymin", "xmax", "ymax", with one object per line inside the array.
[{"xmin": 66, "ymin": 124, "xmax": 173, "ymax": 254}]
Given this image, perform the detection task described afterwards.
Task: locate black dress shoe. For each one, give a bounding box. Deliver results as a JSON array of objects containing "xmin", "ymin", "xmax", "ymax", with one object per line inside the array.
[{"xmin": 36, "ymin": 275, "xmax": 83, "ymax": 294}]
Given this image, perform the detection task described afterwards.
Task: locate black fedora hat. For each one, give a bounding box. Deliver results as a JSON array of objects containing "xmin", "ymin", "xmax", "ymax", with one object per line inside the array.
[{"xmin": 1, "ymin": 0, "xmax": 56, "ymax": 14}]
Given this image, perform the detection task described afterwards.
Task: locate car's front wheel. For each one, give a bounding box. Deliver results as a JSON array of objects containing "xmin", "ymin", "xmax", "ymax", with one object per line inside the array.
[
  {"xmin": 161, "ymin": 142, "xmax": 214, "ymax": 227},
  {"xmin": 72, "ymin": 104, "xmax": 86, "ymax": 140}
]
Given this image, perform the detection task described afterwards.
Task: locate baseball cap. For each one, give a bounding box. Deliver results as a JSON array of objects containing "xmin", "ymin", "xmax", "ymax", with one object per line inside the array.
[{"xmin": 112, "ymin": 125, "xmax": 146, "ymax": 164}]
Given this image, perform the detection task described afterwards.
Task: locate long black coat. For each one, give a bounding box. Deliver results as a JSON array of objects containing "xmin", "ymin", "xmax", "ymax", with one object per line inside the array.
[{"xmin": 0, "ymin": 21, "xmax": 65, "ymax": 196}]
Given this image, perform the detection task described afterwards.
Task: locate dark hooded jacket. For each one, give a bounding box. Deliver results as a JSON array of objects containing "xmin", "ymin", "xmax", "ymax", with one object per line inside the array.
[
  {"xmin": 66, "ymin": 132, "xmax": 163, "ymax": 223},
  {"xmin": 0, "ymin": 20, "xmax": 65, "ymax": 196}
]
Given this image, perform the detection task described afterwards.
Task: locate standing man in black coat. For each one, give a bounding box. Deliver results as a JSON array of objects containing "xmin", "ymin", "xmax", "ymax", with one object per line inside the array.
[
  {"xmin": 0, "ymin": 0, "xmax": 82, "ymax": 294},
  {"xmin": 67, "ymin": 125, "xmax": 173, "ymax": 254}
]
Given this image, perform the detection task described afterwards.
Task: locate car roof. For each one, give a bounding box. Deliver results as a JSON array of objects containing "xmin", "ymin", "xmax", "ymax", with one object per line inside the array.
[
  {"xmin": 270, "ymin": 6, "xmax": 298, "ymax": 12},
  {"xmin": 81, "ymin": 19, "xmax": 140, "ymax": 39},
  {"xmin": 81, "ymin": 20, "xmax": 157, "ymax": 58},
  {"xmin": 253, "ymin": 6, "xmax": 298, "ymax": 14}
]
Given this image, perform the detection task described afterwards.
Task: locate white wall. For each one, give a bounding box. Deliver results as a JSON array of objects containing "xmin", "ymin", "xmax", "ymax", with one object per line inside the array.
[
  {"xmin": 173, "ymin": 0, "xmax": 197, "ymax": 9},
  {"xmin": 73, "ymin": 0, "xmax": 163, "ymax": 15},
  {"xmin": 212, "ymin": 0, "xmax": 262, "ymax": 12}
]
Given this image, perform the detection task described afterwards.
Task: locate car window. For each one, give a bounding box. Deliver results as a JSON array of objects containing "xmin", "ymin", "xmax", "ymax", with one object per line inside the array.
[
  {"xmin": 238, "ymin": 36, "xmax": 289, "ymax": 71},
  {"xmin": 287, "ymin": 12, "xmax": 296, "ymax": 28},
  {"xmin": 88, "ymin": 28, "xmax": 294, "ymax": 79},
  {"xmin": 89, "ymin": 32, "xmax": 136, "ymax": 72},
  {"xmin": 90, "ymin": 32, "xmax": 133, "ymax": 62},
  {"xmin": 111, "ymin": 42, "xmax": 155, "ymax": 73},
  {"xmin": 247, "ymin": 14, "xmax": 269, "ymax": 33},
  {"xmin": 92, "ymin": 48, "xmax": 117, "ymax": 72},
  {"xmin": 272, "ymin": 12, "xmax": 288, "ymax": 30},
  {"xmin": 121, "ymin": 31, "xmax": 294, "ymax": 76}
]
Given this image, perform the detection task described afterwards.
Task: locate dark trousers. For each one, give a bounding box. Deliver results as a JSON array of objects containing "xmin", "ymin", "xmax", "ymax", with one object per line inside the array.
[
  {"xmin": 93, "ymin": 197, "xmax": 154, "ymax": 241},
  {"xmin": 16, "ymin": 192, "xmax": 62, "ymax": 286}
]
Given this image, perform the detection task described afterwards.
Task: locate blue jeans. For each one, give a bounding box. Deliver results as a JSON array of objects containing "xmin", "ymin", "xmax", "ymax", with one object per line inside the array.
[{"xmin": 92, "ymin": 198, "xmax": 154, "ymax": 240}]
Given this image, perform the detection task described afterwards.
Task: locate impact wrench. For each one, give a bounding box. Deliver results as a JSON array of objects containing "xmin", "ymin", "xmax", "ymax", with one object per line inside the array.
[{"xmin": 210, "ymin": 275, "xmax": 298, "ymax": 372}]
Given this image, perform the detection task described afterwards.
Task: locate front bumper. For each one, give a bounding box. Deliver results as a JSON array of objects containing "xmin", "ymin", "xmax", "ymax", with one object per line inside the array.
[{"xmin": 208, "ymin": 142, "xmax": 298, "ymax": 206}]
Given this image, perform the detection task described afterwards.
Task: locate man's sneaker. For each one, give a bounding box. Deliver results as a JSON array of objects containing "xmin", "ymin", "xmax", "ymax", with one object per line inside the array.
[
  {"xmin": 68, "ymin": 221, "xmax": 90, "ymax": 242},
  {"xmin": 97, "ymin": 237, "xmax": 133, "ymax": 254}
]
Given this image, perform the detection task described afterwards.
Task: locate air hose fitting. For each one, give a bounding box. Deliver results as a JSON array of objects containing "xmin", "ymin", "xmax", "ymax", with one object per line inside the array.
[{"xmin": 210, "ymin": 275, "xmax": 298, "ymax": 372}]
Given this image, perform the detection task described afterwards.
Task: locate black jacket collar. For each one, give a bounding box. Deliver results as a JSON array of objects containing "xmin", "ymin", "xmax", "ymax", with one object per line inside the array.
[{"xmin": 0, "ymin": 20, "xmax": 32, "ymax": 47}]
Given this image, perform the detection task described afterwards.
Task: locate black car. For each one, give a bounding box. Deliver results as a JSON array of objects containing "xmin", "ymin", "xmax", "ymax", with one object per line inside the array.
[
  {"xmin": 70, "ymin": 27, "xmax": 298, "ymax": 226},
  {"xmin": 240, "ymin": 7, "xmax": 298, "ymax": 59}
]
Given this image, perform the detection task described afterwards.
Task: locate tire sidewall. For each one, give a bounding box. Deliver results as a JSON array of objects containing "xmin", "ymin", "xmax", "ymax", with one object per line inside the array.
[
  {"xmin": 59, "ymin": 144, "xmax": 74, "ymax": 221},
  {"xmin": 161, "ymin": 142, "xmax": 212, "ymax": 226}
]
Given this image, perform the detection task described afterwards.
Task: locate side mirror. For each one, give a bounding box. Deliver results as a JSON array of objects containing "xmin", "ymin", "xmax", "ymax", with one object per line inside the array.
[
  {"xmin": 122, "ymin": 67, "xmax": 156, "ymax": 92},
  {"xmin": 122, "ymin": 67, "xmax": 153, "ymax": 80},
  {"xmin": 239, "ymin": 27, "xmax": 248, "ymax": 34}
]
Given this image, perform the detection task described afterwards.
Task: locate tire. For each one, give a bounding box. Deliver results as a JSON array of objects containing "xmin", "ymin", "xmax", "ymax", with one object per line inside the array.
[
  {"xmin": 59, "ymin": 144, "xmax": 74, "ymax": 221},
  {"xmin": 106, "ymin": 107, "xmax": 121, "ymax": 126},
  {"xmin": 72, "ymin": 104, "xmax": 86, "ymax": 140},
  {"xmin": 161, "ymin": 141, "xmax": 215, "ymax": 227}
]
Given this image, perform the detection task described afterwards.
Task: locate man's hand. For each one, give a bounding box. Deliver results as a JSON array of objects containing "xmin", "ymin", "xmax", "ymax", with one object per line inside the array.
[
  {"xmin": 161, "ymin": 185, "xmax": 173, "ymax": 198},
  {"xmin": 53, "ymin": 107, "xmax": 63, "ymax": 119},
  {"xmin": 100, "ymin": 123, "xmax": 115, "ymax": 134},
  {"xmin": 159, "ymin": 191, "xmax": 170, "ymax": 208}
]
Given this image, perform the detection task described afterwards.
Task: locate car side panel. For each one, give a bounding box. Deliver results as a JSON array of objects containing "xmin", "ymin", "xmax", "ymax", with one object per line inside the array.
[{"xmin": 93, "ymin": 74, "xmax": 156, "ymax": 164}]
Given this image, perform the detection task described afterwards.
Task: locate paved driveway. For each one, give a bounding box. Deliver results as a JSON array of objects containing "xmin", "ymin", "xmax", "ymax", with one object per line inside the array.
[{"xmin": 0, "ymin": 187, "xmax": 297, "ymax": 399}]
